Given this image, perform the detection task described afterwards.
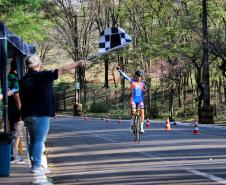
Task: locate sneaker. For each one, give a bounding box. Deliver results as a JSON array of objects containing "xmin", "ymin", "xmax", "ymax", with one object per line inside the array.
[
  {"xmin": 11, "ymin": 157, "xmax": 25, "ymax": 164},
  {"xmin": 30, "ymin": 166, "xmax": 50, "ymax": 174},
  {"xmin": 30, "ymin": 166, "xmax": 45, "ymax": 174},
  {"xmin": 41, "ymin": 165, "xmax": 51, "ymax": 174},
  {"xmin": 140, "ymin": 128, "xmax": 144, "ymax": 134},
  {"xmin": 140, "ymin": 122, "xmax": 144, "ymax": 134}
]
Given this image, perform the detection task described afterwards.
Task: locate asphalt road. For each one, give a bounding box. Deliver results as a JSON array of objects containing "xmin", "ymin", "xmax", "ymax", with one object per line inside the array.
[{"xmin": 46, "ymin": 117, "xmax": 226, "ymax": 185}]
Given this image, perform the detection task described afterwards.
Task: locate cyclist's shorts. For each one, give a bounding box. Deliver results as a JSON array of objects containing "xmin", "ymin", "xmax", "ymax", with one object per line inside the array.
[{"xmin": 131, "ymin": 101, "xmax": 144, "ymax": 109}]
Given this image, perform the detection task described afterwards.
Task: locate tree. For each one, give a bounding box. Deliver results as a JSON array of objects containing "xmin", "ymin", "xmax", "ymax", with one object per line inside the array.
[
  {"xmin": 90, "ymin": 0, "xmax": 121, "ymax": 88},
  {"xmin": 207, "ymin": 0, "xmax": 226, "ymax": 106},
  {"xmin": 201, "ymin": 0, "xmax": 214, "ymax": 124},
  {"xmin": 44, "ymin": 0, "xmax": 96, "ymax": 111},
  {"xmin": 0, "ymin": 0, "xmax": 50, "ymax": 43}
]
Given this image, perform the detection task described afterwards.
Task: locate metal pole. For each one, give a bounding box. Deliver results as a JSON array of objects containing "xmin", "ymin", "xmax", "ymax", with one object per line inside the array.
[{"xmin": 1, "ymin": 37, "xmax": 8, "ymax": 132}]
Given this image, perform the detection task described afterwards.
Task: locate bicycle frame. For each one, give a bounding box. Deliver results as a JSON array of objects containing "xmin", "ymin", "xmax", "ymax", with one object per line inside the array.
[{"xmin": 133, "ymin": 106, "xmax": 141, "ymax": 142}]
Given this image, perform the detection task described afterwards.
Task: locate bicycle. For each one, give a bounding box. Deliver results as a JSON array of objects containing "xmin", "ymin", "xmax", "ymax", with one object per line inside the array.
[{"xmin": 132, "ymin": 106, "xmax": 142, "ymax": 142}]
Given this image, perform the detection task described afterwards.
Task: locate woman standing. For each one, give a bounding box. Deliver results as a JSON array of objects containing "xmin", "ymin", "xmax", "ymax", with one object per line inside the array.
[{"xmin": 19, "ymin": 55, "xmax": 86, "ymax": 174}]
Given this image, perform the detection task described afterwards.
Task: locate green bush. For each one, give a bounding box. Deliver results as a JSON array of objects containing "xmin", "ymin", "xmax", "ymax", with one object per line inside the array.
[
  {"xmin": 89, "ymin": 102, "xmax": 108, "ymax": 113},
  {"xmin": 176, "ymin": 106, "xmax": 197, "ymax": 118},
  {"xmin": 149, "ymin": 106, "xmax": 159, "ymax": 118}
]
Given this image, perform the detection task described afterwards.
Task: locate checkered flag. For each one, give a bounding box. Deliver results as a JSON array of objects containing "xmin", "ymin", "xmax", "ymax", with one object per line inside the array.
[
  {"xmin": 87, "ymin": 27, "xmax": 132, "ymax": 64},
  {"xmin": 99, "ymin": 27, "xmax": 132, "ymax": 54}
]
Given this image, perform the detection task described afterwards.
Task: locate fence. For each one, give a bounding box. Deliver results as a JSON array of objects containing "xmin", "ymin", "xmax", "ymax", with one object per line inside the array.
[
  {"xmin": 55, "ymin": 87, "xmax": 131, "ymax": 112},
  {"xmin": 55, "ymin": 86, "xmax": 169, "ymax": 118}
]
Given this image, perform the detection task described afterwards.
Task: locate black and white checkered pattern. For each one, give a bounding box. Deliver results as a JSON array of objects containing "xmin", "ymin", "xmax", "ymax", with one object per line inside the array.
[{"xmin": 99, "ymin": 27, "xmax": 132, "ymax": 53}]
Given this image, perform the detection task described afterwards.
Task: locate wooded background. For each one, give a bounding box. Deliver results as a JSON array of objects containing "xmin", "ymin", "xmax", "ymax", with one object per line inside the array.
[{"xmin": 1, "ymin": 0, "xmax": 225, "ymax": 123}]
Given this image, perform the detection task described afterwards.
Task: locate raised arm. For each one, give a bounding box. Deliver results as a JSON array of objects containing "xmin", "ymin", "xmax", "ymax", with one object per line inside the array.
[
  {"xmin": 115, "ymin": 65, "xmax": 131, "ymax": 82},
  {"xmin": 57, "ymin": 60, "xmax": 87, "ymax": 76}
]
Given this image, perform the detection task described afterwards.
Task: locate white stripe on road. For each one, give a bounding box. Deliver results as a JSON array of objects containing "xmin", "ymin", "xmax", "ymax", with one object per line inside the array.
[
  {"xmin": 187, "ymin": 169, "xmax": 226, "ymax": 185},
  {"xmin": 53, "ymin": 161, "xmax": 226, "ymax": 178},
  {"xmin": 93, "ymin": 130, "xmax": 226, "ymax": 184},
  {"xmin": 93, "ymin": 133, "xmax": 116, "ymax": 143},
  {"xmin": 51, "ymin": 119, "xmax": 226, "ymax": 184}
]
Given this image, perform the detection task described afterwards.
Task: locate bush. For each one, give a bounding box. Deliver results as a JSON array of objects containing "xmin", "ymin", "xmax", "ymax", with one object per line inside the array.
[
  {"xmin": 176, "ymin": 106, "xmax": 197, "ymax": 118},
  {"xmin": 89, "ymin": 102, "xmax": 108, "ymax": 113},
  {"xmin": 147, "ymin": 106, "xmax": 159, "ymax": 118}
]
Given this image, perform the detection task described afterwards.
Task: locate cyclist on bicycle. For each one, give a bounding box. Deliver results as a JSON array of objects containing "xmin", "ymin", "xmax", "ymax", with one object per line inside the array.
[{"xmin": 115, "ymin": 65, "xmax": 145, "ymax": 133}]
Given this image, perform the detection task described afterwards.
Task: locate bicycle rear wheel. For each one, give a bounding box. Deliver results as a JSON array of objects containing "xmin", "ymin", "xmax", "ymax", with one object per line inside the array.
[
  {"xmin": 137, "ymin": 116, "xmax": 141, "ymax": 142},
  {"xmin": 134, "ymin": 116, "xmax": 141, "ymax": 142}
]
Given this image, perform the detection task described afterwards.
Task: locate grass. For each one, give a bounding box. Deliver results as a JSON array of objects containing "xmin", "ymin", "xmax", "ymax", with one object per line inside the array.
[
  {"xmin": 86, "ymin": 109, "xmax": 131, "ymax": 120},
  {"xmin": 56, "ymin": 108, "xmax": 225, "ymax": 125},
  {"xmin": 57, "ymin": 108, "xmax": 131, "ymax": 119}
]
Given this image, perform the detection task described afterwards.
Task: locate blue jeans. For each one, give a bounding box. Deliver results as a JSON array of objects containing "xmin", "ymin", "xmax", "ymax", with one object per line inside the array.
[{"xmin": 24, "ymin": 116, "xmax": 50, "ymax": 168}]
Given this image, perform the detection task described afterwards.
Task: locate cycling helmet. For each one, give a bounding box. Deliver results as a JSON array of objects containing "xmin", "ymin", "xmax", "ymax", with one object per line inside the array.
[{"xmin": 135, "ymin": 70, "xmax": 144, "ymax": 77}]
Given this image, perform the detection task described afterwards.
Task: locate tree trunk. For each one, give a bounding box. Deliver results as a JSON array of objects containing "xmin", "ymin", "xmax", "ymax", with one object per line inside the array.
[
  {"xmin": 224, "ymin": 84, "xmax": 226, "ymax": 106},
  {"xmin": 104, "ymin": 56, "xmax": 109, "ymax": 88},
  {"xmin": 177, "ymin": 81, "xmax": 181, "ymax": 108},
  {"xmin": 196, "ymin": 67, "xmax": 204, "ymax": 122},
  {"xmin": 183, "ymin": 76, "xmax": 187, "ymax": 115},
  {"xmin": 146, "ymin": 78, "xmax": 152, "ymax": 117},
  {"xmin": 215, "ymin": 81, "xmax": 220, "ymax": 117},
  {"xmin": 169, "ymin": 86, "xmax": 174, "ymax": 118},
  {"xmin": 83, "ymin": 81, "xmax": 87, "ymax": 111},
  {"xmin": 201, "ymin": 0, "xmax": 214, "ymax": 123}
]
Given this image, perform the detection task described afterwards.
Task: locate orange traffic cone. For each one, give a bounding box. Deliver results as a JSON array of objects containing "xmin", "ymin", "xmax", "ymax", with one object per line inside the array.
[
  {"xmin": 193, "ymin": 119, "xmax": 200, "ymax": 134},
  {"xmin": 117, "ymin": 117, "xmax": 121, "ymax": 123},
  {"xmin": 146, "ymin": 119, "xmax": 150, "ymax": 128},
  {"xmin": 105, "ymin": 115, "xmax": 109, "ymax": 123},
  {"xmin": 165, "ymin": 117, "xmax": 171, "ymax": 130}
]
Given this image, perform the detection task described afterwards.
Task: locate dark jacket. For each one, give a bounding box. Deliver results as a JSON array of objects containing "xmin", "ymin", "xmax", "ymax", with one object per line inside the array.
[{"xmin": 19, "ymin": 69, "xmax": 58, "ymax": 119}]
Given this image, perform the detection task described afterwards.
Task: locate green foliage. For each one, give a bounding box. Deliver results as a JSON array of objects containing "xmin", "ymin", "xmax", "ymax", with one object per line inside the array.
[
  {"xmin": 149, "ymin": 106, "xmax": 159, "ymax": 119},
  {"xmin": 0, "ymin": 0, "xmax": 52, "ymax": 43},
  {"xmin": 55, "ymin": 0, "xmax": 225, "ymax": 122},
  {"xmin": 54, "ymin": 82, "xmax": 74, "ymax": 91},
  {"xmin": 85, "ymin": 109, "xmax": 130, "ymax": 120},
  {"xmin": 89, "ymin": 103, "xmax": 108, "ymax": 113},
  {"xmin": 175, "ymin": 106, "xmax": 197, "ymax": 118}
]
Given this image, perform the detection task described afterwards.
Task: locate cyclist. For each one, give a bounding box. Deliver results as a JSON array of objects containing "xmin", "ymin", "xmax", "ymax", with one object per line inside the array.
[{"xmin": 115, "ymin": 65, "xmax": 145, "ymax": 133}]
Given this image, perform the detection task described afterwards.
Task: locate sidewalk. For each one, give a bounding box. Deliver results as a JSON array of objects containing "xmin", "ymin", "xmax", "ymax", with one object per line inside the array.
[
  {"xmin": 0, "ymin": 137, "xmax": 33, "ymax": 185},
  {"xmin": 0, "ymin": 130, "xmax": 53, "ymax": 185},
  {"xmin": 0, "ymin": 157, "xmax": 33, "ymax": 185}
]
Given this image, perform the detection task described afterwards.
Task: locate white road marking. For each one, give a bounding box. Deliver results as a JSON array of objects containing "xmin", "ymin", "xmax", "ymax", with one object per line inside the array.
[
  {"xmin": 51, "ymin": 119, "xmax": 226, "ymax": 183},
  {"xmin": 54, "ymin": 161, "xmax": 226, "ymax": 177},
  {"xmin": 93, "ymin": 133, "xmax": 116, "ymax": 143},
  {"xmin": 91, "ymin": 126, "xmax": 226, "ymax": 184},
  {"xmin": 187, "ymin": 169, "xmax": 226, "ymax": 185}
]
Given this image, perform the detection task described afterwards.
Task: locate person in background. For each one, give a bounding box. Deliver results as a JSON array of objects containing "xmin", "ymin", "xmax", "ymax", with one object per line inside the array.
[
  {"xmin": 19, "ymin": 55, "xmax": 87, "ymax": 174},
  {"xmin": 8, "ymin": 60, "xmax": 24, "ymax": 164},
  {"xmin": 0, "ymin": 85, "xmax": 13, "ymax": 129},
  {"xmin": 0, "ymin": 85, "xmax": 3, "ymax": 100}
]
